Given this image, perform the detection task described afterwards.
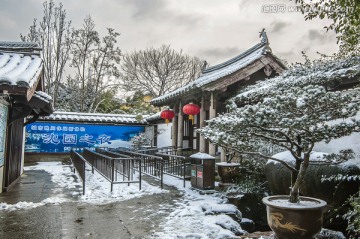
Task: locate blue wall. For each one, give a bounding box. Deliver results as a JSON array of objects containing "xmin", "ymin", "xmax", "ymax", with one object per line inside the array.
[
  {"xmin": 0, "ymin": 105, "xmax": 7, "ymax": 166},
  {"xmin": 25, "ymin": 122, "xmax": 145, "ymax": 153}
]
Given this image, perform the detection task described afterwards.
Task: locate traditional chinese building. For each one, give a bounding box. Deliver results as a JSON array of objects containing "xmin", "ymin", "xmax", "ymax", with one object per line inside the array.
[
  {"xmin": 0, "ymin": 41, "xmax": 53, "ymax": 192},
  {"xmin": 149, "ymin": 30, "xmax": 287, "ymax": 159}
]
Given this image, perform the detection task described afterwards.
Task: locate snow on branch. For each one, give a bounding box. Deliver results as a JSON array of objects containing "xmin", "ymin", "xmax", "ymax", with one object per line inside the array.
[{"xmin": 232, "ymin": 56, "xmax": 360, "ymax": 106}]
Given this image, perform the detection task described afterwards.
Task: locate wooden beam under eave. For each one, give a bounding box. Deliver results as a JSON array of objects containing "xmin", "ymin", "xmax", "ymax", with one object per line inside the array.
[
  {"xmin": 0, "ymin": 85, "xmax": 27, "ymax": 95},
  {"xmin": 26, "ymin": 69, "xmax": 43, "ymax": 101},
  {"xmin": 265, "ymin": 55, "xmax": 287, "ymax": 74}
]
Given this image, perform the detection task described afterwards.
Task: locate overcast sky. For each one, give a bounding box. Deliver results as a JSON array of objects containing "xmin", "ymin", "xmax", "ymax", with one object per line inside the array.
[{"xmin": 0, "ymin": 0, "xmax": 339, "ymax": 65}]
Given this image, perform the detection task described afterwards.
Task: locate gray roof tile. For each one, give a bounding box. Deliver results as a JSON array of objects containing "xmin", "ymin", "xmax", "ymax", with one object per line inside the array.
[
  {"xmin": 42, "ymin": 111, "xmax": 148, "ymax": 124},
  {"xmin": 151, "ymin": 41, "xmax": 272, "ymax": 106},
  {"xmin": 0, "ymin": 53, "xmax": 42, "ymax": 88}
]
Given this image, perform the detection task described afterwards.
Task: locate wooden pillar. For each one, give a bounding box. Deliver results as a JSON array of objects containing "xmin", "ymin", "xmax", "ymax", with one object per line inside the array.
[
  {"xmin": 209, "ymin": 92, "xmax": 217, "ymax": 156},
  {"xmin": 177, "ymin": 101, "xmax": 183, "ymax": 148},
  {"xmin": 199, "ymin": 95, "xmax": 206, "ymax": 153},
  {"xmin": 171, "ymin": 105, "xmax": 178, "ymax": 148}
]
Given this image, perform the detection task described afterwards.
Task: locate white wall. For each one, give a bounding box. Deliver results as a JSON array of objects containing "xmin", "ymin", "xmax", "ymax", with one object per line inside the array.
[
  {"xmin": 183, "ymin": 140, "xmax": 189, "ymax": 148},
  {"xmin": 157, "ymin": 123, "xmax": 172, "ymax": 148}
]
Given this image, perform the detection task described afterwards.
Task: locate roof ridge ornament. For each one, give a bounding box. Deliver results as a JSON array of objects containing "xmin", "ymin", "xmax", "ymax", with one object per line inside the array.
[
  {"xmin": 202, "ymin": 60, "xmax": 208, "ymax": 72},
  {"xmin": 259, "ymin": 28, "xmax": 269, "ymax": 45}
]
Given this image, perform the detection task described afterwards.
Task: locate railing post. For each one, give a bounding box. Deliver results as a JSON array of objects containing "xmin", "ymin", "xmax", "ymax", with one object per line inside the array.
[
  {"xmin": 183, "ymin": 158, "xmax": 186, "ymax": 188},
  {"xmin": 128, "ymin": 160, "xmax": 131, "ymax": 186},
  {"xmin": 139, "ymin": 159, "xmax": 142, "ymax": 190},
  {"xmin": 91, "ymin": 153, "xmax": 94, "ymax": 174},
  {"xmin": 161, "ymin": 161, "xmax": 164, "ymax": 189},
  {"xmin": 83, "ymin": 162, "xmax": 86, "ymax": 195},
  {"xmin": 111, "ymin": 159, "xmax": 115, "ymax": 192}
]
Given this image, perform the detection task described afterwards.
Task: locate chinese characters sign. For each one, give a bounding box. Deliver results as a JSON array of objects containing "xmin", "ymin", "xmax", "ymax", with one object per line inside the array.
[{"xmin": 25, "ymin": 122, "xmax": 145, "ymax": 153}]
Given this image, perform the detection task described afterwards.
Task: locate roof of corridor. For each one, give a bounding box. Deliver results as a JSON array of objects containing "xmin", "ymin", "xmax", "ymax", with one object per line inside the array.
[
  {"xmin": 151, "ymin": 30, "xmax": 286, "ymax": 106},
  {"xmin": 0, "ymin": 41, "xmax": 53, "ymax": 117}
]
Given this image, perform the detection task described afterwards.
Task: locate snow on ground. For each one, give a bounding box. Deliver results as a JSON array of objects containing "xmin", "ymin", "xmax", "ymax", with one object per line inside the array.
[
  {"xmin": 150, "ymin": 175, "xmax": 246, "ymax": 239},
  {"xmin": 0, "ymin": 197, "xmax": 68, "ymax": 211},
  {"xmin": 0, "ymin": 162, "xmax": 247, "ymax": 238},
  {"xmin": 0, "ymin": 161, "xmax": 165, "ymax": 211}
]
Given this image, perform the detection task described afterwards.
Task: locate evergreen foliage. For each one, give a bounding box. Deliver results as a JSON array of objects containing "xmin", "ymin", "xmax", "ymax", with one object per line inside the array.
[{"xmin": 199, "ymin": 56, "xmax": 360, "ymax": 203}]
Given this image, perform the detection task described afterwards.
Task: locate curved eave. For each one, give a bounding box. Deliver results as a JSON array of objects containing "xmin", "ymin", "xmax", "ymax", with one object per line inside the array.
[
  {"xmin": 151, "ymin": 40, "xmax": 275, "ymax": 106},
  {"xmin": 202, "ymin": 42, "xmax": 266, "ymax": 73},
  {"xmin": 151, "ymin": 46, "xmax": 276, "ymax": 106}
]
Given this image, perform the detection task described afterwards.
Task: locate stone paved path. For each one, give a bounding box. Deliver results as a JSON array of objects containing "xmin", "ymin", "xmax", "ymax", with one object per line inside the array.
[{"xmin": 0, "ymin": 164, "xmax": 183, "ymax": 239}]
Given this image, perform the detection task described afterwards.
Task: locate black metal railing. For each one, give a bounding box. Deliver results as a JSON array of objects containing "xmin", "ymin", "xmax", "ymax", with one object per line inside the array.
[
  {"xmin": 70, "ymin": 149, "xmax": 86, "ymax": 195},
  {"xmin": 83, "ymin": 149, "xmax": 141, "ymax": 192},
  {"xmin": 155, "ymin": 152, "xmax": 191, "ymax": 188},
  {"xmin": 111, "ymin": 149, "xmax": 164, "ymax": 189},
  {"xmin": 138, "ymin": 146, "xmax": 175, "ymax": 155},
  {"xmin": 138, "ymin": 146, "xmax": 195, "ymax": 156},
  {"xmin": 176, "ymin": 147, "xmax": 196, "ymax": 157},
  {"xmin": 95, "ymin": 148, "xmax": 141, "ymax": 187}
]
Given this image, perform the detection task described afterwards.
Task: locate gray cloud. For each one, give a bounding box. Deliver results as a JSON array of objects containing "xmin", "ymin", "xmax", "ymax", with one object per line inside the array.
[
  {"xmin": 124, "ymin": 0, "xmax": 203, "ymax": 28},
  {"xmin": 0, "ymin": 0, "xmax": 43, "ymax": 41},
  {"xmin": 0, "ymin": 0, "xmax": 339, "ymax": 65},
  {"xmin": 277, "ymin": 51, "xmax": 295, "ymax": 64},
  {"xmin": 308, "ymin": 30, "xmax": 324, "ymax": 41},
  {"xmin": 308, "ymin": 29, "xmax": 337, "ymax": 45},
  {"xmin": 129, "ymin": 0, "xmax": 166, "ymax": 19},
  {"xmin": 305, "ymin": 29, "xmax": 337, "ymax": 45},
  {"xmin": 239, "ymin": 0, "xmax": 254, "ymax": 9},
  {"xmin": 196, "ymin": 46, "xmax": 243, "ymax": 64},
  {"xmin": 270, "ymin": 21, "xmax": 290, "ymax": 33}
]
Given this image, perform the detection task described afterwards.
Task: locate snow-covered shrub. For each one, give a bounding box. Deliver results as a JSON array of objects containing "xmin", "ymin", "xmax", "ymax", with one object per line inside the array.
[
  {"xmin": 199, "ymin": 56, "xmax": 360, "ymax": 203},
  {"xmin": 321, "ymin": 172, "xmax": 360, "ymax": 238},
  {"xmin": 130, "ymin": 133, "xmax": 150, "ymax": 151},
  {"xmin": 228, "ymin": 157, "xmax": 269, "ymax": 194},
  {"xmin": 343, "ymin": 194, "xmax": 360, "ymax": 238}
]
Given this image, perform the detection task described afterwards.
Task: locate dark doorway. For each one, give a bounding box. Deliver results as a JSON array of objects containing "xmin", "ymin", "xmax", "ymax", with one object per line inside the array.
[{"xmin": 4, "ymin": 118, "xmax": 24, "ymax": 190}]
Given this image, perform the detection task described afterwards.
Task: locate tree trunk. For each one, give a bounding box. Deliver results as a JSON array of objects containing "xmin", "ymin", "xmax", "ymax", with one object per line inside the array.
[{"xmin": 289, "ymin": 153, "xmax": 310, "ymax": 203}]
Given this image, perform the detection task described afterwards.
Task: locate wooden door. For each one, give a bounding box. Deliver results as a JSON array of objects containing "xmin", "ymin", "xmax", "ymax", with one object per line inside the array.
[{"xmin": 4, "ymin": 118, "xmax": 24, "ymax": 190}]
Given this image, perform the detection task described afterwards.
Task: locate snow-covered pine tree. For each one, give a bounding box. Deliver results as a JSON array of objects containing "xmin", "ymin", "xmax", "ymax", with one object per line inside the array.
[{"xmin": 199, "ymin": 56, "xmax": 360, "ymax": 203}]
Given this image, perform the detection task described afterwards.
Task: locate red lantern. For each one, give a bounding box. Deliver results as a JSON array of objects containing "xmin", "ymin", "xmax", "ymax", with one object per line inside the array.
[
  {"xmin": 160, "ymin": 109, "xmax": 175, "ymax": 125},
  {"xmin": 183, "ymin": 103, "xmax": 200, "ymax": 124}
]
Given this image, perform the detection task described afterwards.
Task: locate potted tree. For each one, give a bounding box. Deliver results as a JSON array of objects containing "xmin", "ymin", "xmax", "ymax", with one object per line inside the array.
[{"xmin": 199, "ymin": 56, "xmax": 360, "ymax": 239}]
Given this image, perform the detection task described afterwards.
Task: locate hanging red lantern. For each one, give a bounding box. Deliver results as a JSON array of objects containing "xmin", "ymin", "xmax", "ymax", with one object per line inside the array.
[
  {"xmin": 183, "ymin": 103, "xmax": 200, "ymax": 124},
  {"xmin": 160, "ymin": 109, "xmax": 175, "ymax": 125}
]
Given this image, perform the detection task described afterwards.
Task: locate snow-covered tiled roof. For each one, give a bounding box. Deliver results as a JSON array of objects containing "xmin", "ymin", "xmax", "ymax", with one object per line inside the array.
[
  {"xmin": 41, "ymin": 111, "xmax": 148, "ymax": 124},
  {"xmin": 145, "ymin": 112, "xmax": 162, "ymax": 122},
  {"xmin": 0, "ymin": 52, "xmax": 43, "ymax": 88},
  {"xmin": 33, "ymin": 91, "xmax": 52, "ymax": 104},
  {"xmin": 151, "ymin": 39, "xmax": 275, "ymax": 106},
  {"xmin": 0, "ymin": 41, "xmax": 41, "ymax": 52}
]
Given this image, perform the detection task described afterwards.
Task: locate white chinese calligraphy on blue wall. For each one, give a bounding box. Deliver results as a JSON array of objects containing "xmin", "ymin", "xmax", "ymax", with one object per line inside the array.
[{"xmin": 25, "ymin": 122, "xmax": 145, "ymax": 153}]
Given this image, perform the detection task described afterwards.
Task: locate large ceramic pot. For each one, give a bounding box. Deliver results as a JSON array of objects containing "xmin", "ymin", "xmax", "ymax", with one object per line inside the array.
[
  {"xmin": 216, "ymin": 162, "xmax": 241, "ymax": 187},
  {"xmin": 262, "ymin": 195, "xmax": 327, "ymax": 239}
]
